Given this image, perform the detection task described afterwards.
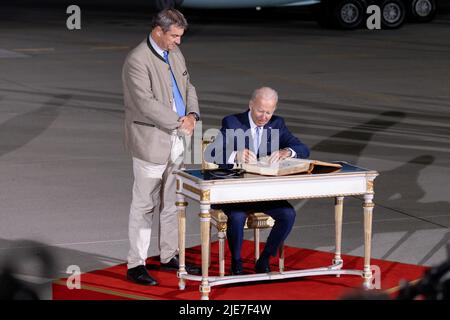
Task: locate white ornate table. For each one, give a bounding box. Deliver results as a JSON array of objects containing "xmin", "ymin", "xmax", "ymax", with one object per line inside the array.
[{"xmin": 175, "ymin": 162, "xmax": 378, "ymax": 300}]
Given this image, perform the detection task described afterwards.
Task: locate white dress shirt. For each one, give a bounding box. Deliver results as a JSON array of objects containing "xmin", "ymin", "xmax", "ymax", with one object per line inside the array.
[{"xmin": 149, "ymin": 35, "xmax": 178, "ymax": 114}]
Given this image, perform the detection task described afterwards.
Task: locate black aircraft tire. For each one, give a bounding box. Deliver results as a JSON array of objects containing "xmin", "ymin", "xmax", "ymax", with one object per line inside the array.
[
  {"xmin": 408, "ymin": 0, "xmax": 437, "ymax": 22},
  {"xmin": 332, "ymin": 0, "xmax": 367, "ymax": 30},
  {"xmin": 380, "ymin": 0, "xmax": 406, "ymax": 29}
]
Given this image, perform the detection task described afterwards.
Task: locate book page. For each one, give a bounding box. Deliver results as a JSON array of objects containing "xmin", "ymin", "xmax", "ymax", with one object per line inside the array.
[
  {"xmin": 242, "ymin": 157, "xmax": 342, "ymax": 176},
  {"xmin": 311, "ymin": 159, "xmax": 342, "ymax": 168},
  {"xmin": 242, "ymin": 157, "xmax": 312, "ymax": 176},
  {"xmin": 253, "ymin": 156, "xmax": 312, "ymax": 166}
]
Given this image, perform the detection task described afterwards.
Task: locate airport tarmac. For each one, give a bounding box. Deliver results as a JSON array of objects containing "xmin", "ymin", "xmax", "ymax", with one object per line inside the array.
[{"xmin": 0, "ymin": 4, "xmax": 449, "ymax": 299}]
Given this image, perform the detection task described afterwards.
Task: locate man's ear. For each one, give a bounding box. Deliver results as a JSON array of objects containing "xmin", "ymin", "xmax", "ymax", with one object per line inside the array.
[{"xmin": 155, "ymin": 26, "xmax": 163, "ymax": 37}]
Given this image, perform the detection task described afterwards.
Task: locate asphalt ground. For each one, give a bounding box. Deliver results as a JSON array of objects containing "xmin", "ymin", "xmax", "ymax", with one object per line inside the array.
[{"xmin": 0, "ymin": 4, "xmax": 449, "ymax": 299}]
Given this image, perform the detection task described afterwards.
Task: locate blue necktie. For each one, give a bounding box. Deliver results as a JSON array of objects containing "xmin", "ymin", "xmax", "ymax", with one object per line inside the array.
[
  {"xmin": 255, "ymin": 126, "xmax": 261, "ymax": 154},
  {"xmin": 163, "ymin": 51, "xmax": 186, "ymax": 117}
]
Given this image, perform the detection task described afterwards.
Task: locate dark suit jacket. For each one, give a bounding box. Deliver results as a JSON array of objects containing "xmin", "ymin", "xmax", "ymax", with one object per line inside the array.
[{"xmin": 205, "ymin": 111, "xmax": 310, "ymax": 167}]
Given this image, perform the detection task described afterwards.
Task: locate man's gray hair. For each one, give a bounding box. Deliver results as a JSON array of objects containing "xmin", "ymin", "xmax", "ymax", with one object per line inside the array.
[
  {"xmin": 250, "ymin": 87, "xmax": 279, "ymax": 104},
  {"xmin": 151, "ymin": 9, "xmax": 188, "ymax": 32}
]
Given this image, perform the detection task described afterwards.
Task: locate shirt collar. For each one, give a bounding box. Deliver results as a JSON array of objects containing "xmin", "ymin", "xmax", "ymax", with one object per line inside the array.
[
  {"xmin": 247, "ymin": 111, "xmax": 259, "ymax": 130},
  {"xmin": 148, "ymin": 34, "xmax": 166, "ymax": 59}
]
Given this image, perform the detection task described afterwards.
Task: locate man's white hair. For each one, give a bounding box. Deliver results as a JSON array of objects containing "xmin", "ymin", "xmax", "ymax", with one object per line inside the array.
[{"xmin": 250, "ymin": 87, "xmax": 278, "ymax": 104}]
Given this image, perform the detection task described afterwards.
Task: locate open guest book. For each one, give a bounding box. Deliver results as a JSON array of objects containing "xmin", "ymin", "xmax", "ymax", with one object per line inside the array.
[{"xmin": 242, "ymin": 157, "xmax": 342, "ymax": 176}]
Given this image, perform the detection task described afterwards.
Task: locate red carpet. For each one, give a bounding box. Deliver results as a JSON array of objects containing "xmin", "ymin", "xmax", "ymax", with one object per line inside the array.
[{"xmin": 53, "ymin": 240, "xmax": 428, "ymax": 300}]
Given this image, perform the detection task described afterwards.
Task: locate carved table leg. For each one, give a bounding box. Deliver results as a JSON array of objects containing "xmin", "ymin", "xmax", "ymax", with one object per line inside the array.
[
  {"xmin": 199, "ymin": 203, "xmax": 211, "ymax": 300},
  {"xmin": 334, "ymin": 197, "xmax": 344, "ymax": 276},
  {"xmin": 363, "ymin": 193, "xmax": 374, "ymax": 289},
  {"xmin": 176, "ymin": 193, "xmax": 188, "ymax": 290},
  {"xmin": 208, "ymin": 225, "xmax": 212, "ymax": 269},
  {"xmin": 254, "ymin": 229, "xmax": 260, "ymax": 262},
  {"xmin": 218, "ymin": 228, "xmax": 226, "ymax": 277}
]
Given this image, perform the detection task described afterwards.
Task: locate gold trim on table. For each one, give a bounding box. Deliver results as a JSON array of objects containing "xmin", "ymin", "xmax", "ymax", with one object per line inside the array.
[{"xmin": 367, "ymin": 180, "xmax": 374, "ymax": 193}]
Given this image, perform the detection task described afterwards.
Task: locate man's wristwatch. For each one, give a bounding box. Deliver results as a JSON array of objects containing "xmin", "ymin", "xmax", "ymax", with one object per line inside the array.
[{"xmin": 188, "ymin": 112, "xmax": 200, "ymax": 121}]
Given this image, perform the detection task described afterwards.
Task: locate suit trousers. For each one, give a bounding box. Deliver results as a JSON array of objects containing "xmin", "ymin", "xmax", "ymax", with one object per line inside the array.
[
  {"xmin": 127, "ymin": 158, "xmax": 180, "ymax": 269},
  {"xmin": 218, "ymin": 200, "xmax": 296, "ymax": 262}
]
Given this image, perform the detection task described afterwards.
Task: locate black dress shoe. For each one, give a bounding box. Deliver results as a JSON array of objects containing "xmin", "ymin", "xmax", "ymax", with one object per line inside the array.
[
  {"xmin": 255, "ymin": 258, "xmax": 271, "ymax": 274},
  {"xmin": 160, "ymin": 255, "xmax": 201, "ymax": 275},
  {"xmin": 127, "ymin": 265, "xmax": 158, "ymax": 286},
  {"xmin": 231, "ymin": 259, "xmax": 244, "ymax": 275}
]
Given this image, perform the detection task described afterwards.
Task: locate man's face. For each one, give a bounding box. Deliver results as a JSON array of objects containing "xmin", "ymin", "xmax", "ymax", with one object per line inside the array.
[
  {"xmin": 157, "ymin": 25, "xmax": 184, "ymax": 51},
  {"xmin": 249, "ymin": 96, "xmax": 277, "ymax": 127}
]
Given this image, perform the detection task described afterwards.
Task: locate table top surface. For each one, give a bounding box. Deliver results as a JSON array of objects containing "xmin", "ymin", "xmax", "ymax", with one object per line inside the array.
[{"xmin": 177, "ymin": 161, "xmax": 378, "ymax": 184}]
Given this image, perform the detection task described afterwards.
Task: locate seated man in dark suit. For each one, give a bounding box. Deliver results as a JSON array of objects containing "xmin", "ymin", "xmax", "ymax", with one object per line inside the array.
[{"xmin": 204, "ymin": 87, "xmax": 310, "ymax": 275}]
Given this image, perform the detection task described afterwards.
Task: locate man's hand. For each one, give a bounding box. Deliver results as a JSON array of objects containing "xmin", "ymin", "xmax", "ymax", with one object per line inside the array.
[
  {"xmin": 178, "ymin": 114, "xmax": 196, "ymax": 136},
  {"xmin": 236, "ymin": 149, "xmax": 257, "ymax": 164},
  {"xmin": 268, "ymin": 149, "xmax": 292, "ymax": 164}
]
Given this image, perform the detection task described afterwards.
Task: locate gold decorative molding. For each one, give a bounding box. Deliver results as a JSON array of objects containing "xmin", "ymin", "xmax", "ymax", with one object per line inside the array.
[
  {"xmin": 210, "ymin": 209, "xmax": 228, "ymax": 232},
  {"xmin": 216, "ymin": 222, "xmax": 227, "ymax": 232},
  {"xmin": 200, "ymin": 285, "xmax": 211, "ymax": 293},
  {"xmin": 175, "ymin": 201, "xmax": 188, "ymax": 207},
  {"xmin": 199, "ymin": 212, "xmax": 211, "ymax": 219},
  {"xmin": 182, "ymin": 184, "xmax": 211, "ymax": 202},
  {"xmin": 367, "ymin": 180, "xmax": 374, "ymax": 193},
  {"xmin": 246, "ymin": 212, "xmax": 275, "ymax": 229},
  {"xmin": 183, "ymin": 183, "xmax": 201, "ymax": 197},
  {"xmin": 201, "ymin": 189, "xmax": 211, "ymax": 202},
  {"xmin": 363, "ymin": 203, "xmax": 375, "ymax": 208}
]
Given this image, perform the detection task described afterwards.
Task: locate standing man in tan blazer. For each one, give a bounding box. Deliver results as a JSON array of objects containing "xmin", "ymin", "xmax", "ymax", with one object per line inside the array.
[{"xmin": 122, "ymin": 9, "xmax": 200, "ymax": 286}]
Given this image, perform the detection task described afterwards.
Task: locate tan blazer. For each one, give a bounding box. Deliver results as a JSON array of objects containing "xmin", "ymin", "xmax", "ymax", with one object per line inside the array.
[{"xmin": 122, "ymin": 38, "xmax": 199, "ymax": 164}]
